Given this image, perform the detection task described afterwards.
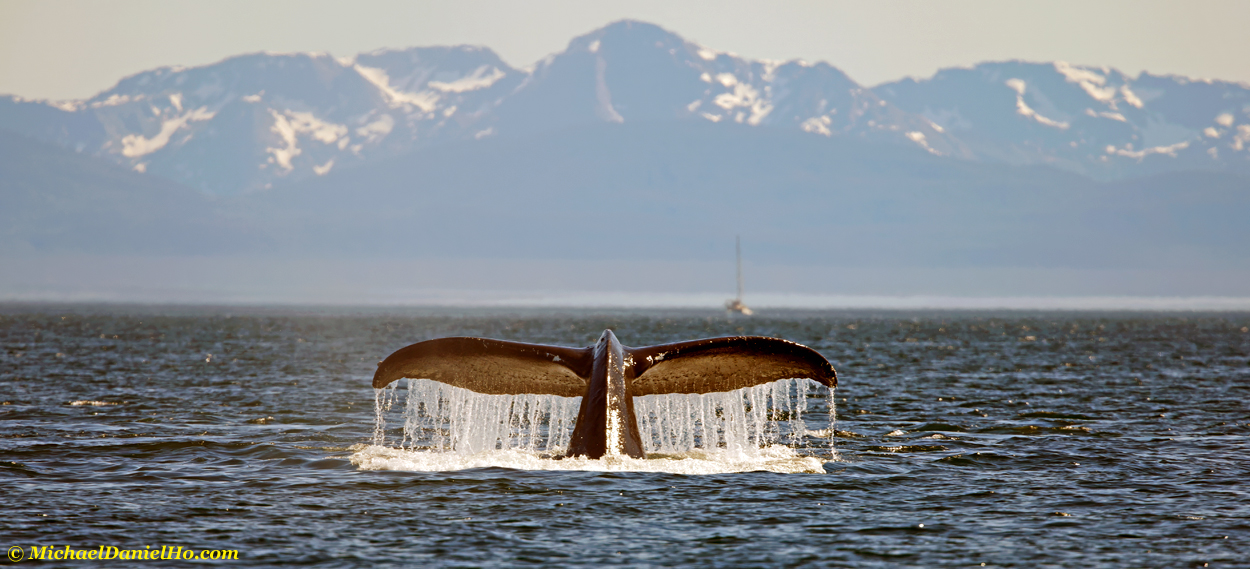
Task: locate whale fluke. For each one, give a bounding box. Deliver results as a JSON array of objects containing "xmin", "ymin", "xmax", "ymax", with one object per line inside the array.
[
  {"xmin": 629, "ymin": 336, "xmax": 836, "ymax": 395},
  {"xmin": 372, "ymin": 330, "xmax": 836, "ymax": 459},
  {"xmin": 372, "ymin": 337, "xmax": 592, "ymax": 396}
]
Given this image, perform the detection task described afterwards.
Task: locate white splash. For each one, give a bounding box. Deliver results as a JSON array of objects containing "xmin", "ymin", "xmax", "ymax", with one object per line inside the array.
[
  {"xmin": 351, "ymin": 444, "xmax": 827, "ymax": 474},
  {"xmin": 360, "ymin": 377, "xmax": 835, "ymax": 474}
]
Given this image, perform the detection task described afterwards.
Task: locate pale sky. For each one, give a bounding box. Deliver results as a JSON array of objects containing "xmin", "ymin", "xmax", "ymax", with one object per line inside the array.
[{"xmin": 2, "ymin": 0, "xmax": 1248, "ymax": 101}]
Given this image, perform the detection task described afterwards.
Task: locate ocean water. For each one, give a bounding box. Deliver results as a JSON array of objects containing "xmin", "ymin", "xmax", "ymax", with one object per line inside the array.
[{"xmin": 2, "ymin": 305, "xmax": 1248, "ymax": 567}]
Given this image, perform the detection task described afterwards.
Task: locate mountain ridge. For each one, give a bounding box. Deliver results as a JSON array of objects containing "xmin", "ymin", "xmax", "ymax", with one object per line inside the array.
[
  {"xmin": 3, "ymin": 20, "xmax": 1249, "ymax": 299},
  {"xmin": 3, "ymin": 20, "xmax": 1248, "ymax": 195}
]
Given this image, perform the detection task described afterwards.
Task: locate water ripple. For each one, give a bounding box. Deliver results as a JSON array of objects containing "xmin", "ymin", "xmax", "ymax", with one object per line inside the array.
[{"xmin": 2, "ymin": 306, "xmax": 1248, "ymax": 567}]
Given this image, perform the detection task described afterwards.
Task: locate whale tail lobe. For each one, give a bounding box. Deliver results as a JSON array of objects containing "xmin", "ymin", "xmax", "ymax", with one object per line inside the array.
[
  {"xmin": 373, "ymin": 336, "xmax": 835, "ymax": 394},
  {"xmin": 372, "ymin": 337, "xmax": 594, "ymax": 395}
]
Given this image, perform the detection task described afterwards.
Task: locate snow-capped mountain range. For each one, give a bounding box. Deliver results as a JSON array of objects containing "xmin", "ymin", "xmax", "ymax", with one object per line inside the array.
[{"xmin": 2, "ymin": 20, "xmax": 1249, "ymax": 196}]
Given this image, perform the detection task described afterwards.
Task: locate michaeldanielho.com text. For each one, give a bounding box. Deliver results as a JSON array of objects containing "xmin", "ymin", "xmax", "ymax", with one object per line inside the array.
[{"xmin": 10, "ymin": 544, "xmax": 239, "ymax": 562}]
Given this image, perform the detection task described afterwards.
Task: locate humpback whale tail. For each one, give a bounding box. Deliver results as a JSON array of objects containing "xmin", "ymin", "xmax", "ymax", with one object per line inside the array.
[{"xmin": 373, "ymin": 330, "xmax": 836, "ymax": 459}]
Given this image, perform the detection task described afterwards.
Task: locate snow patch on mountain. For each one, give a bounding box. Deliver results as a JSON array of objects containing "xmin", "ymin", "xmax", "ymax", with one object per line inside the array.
[
  {"xmin": 92, "ymin": 94, "xmax": 138, "ymax": 108},
  {"xmin": 1139, "ymin": 116, "xmax": 1197, "ymax": 148},
  {"xmin": 1232, "ymin": 125, "xmax": 1250, "ymax": 151},
  {"xmin": 1106, "ymin": 140, "xmax": 1190, "ymax": 159},
  {"xmin": 355, "ymin": 64, "xmax": 439, "ymax": 112},
  {"xmin": 593, "ymin": 56, "xmax": 624, "ymax": 123},
  {"xmin": 801, "ymin": 116, "xmax": 832, "ymax": 136},
  {"xmin": 428, "ymin": 66, "xmax": 506, "ymax": 93},
  {"xmin": 355, "ymin": 113, "xmax": 394, "ymax": 142},
  {"xmin": 1007, "ymin": 78, "xmax": 1069, "ymax": 129},
  {"xmin": 266, "ymin": 109, "xmax": 348, "ymax": 172},
  {"xmin": 121, "ymin": 106, "xmax": 214, "ymax": 157},
  {"xmin": 906, "ymin": 130, "xmax": 942, "ymax": 155},
  {"xmin": 313, "ymin": 158, "xmax": 334, "ymax": 175},
  {"xmin": 1054, "ymin": 61, "xmax": 1117, "ymax": 103},
  {"xmin": 1119, "ymin": 85, "xmax": 1144, "ymax": 108},
  {"xmin": 712, "ymin": 80, "xmax": 771, "ymax": 125}
]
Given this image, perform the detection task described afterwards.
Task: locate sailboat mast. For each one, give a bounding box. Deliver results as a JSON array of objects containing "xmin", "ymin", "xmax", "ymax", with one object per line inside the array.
[{"xmin": 735, "ymin": 235, "xmax": 744, "ymax": 300}]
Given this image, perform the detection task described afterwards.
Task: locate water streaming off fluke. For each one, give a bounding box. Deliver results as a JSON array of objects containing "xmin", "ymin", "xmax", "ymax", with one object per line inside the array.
[{"xmin": 359, "ymin": 377, "xmax": 836, "ymax": 473}]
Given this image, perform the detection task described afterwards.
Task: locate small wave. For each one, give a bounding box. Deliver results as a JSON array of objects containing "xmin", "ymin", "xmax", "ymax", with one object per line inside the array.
[
  {"xmin": 807, "ymin": 429, "xmax": 864, "ymax": 439},
  {"xmin": 866, "ymin": 445, "xmax": 948, "ymax": 453},
  {"xmin": 977, "ymin": 424, "xmax": 1096, "ymax": 435},
  {"xmin": 935, "ymin": 452, "xmax": 1011, "ymax": 466},
  {"xmin": 68, "ymin": 400, "xmax": 119, "ymax": 406},
  {"xmin": 1018, "ymin": 411, "xmax": 1097, "ymax": 420},
  {"xmin": 349, "ymin": 444, "xmax": 828, "ymax": 474},
  {"xmin": 913, "ymin": 423, "xmax": 967, "ymax": 432}
]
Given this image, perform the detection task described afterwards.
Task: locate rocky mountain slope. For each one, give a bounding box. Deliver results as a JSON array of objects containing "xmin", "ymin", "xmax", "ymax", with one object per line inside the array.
[
  {"xmin": 875, "ymin": 61, "xmax": 1250, "ymax": 179},
  {"xmin": 4, "ymin": 20, "xmax": 1247, "ymax": 196}
]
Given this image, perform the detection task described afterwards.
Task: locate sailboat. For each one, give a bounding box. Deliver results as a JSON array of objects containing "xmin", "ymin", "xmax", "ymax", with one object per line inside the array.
[{"xmin": 724, "ymin": 236, "xmax": 754, "ymax": 315}]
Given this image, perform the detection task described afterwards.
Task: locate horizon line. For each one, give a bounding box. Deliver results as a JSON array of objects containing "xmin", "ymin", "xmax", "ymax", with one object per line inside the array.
[{"xmin": 4, "ymin": 291, "xmax": 1250, "ymax": 312}]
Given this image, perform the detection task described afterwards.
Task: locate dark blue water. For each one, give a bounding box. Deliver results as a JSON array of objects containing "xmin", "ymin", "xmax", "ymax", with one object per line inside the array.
[{"xmin": 2, "ymin": 305, "xmax": 1248, "ymax": 567}]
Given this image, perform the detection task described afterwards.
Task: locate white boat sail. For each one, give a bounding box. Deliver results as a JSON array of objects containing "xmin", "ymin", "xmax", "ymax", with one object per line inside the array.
[{"xmin": 725, "ymin": 236, "xmax": 753, "ymax": 315}]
